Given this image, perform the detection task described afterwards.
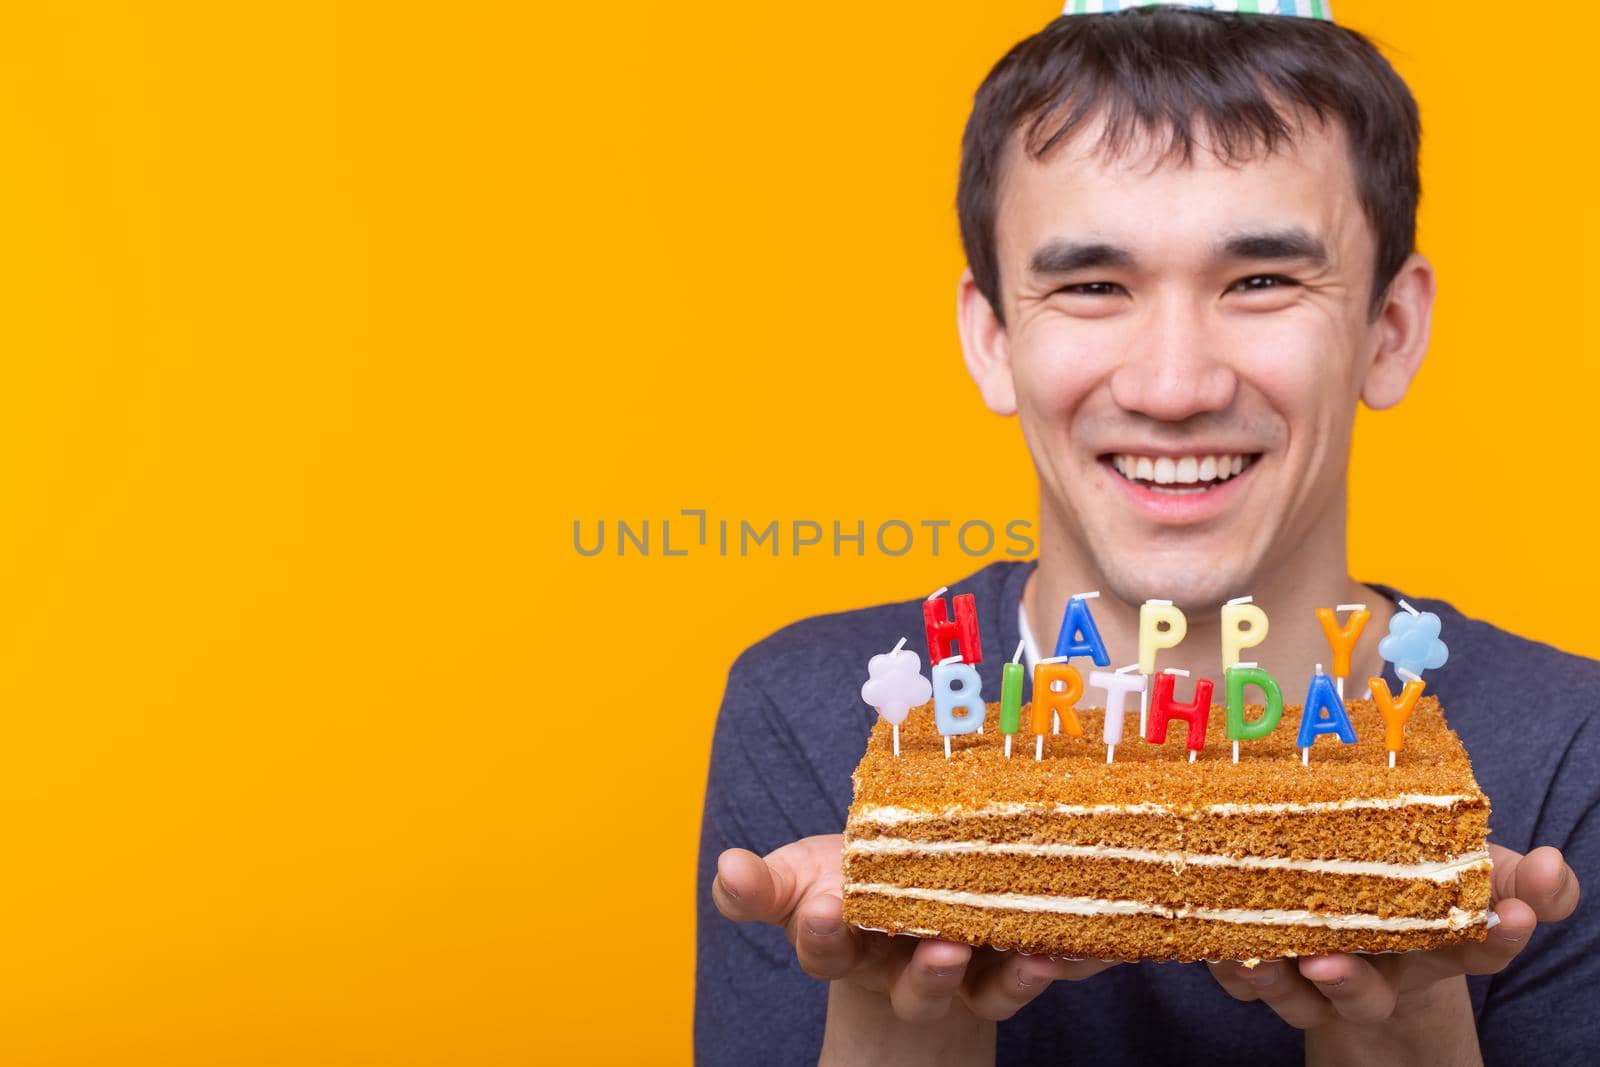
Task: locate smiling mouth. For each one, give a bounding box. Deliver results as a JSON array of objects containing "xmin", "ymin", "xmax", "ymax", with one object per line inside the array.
[{"xmin": 1103, "ymin": 452, "xmax": 1262, "ymax": 495}]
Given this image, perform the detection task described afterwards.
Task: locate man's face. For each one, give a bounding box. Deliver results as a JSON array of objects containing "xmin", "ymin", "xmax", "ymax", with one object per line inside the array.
[{"xmin": 984, "ymin": 113, "xmax": 1392, "ymax": 609}]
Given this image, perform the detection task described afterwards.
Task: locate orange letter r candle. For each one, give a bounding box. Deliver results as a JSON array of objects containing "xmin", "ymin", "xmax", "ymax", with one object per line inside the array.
[{"xmin": 1031, "ymin": 662, "xmax": 1084, "ymax": 738}]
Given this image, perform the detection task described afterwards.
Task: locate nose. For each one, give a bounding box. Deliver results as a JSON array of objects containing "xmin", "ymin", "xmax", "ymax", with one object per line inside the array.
[{"xmin": 1107, "ymin": 295, "xmax": 1238, "ymax": 422}]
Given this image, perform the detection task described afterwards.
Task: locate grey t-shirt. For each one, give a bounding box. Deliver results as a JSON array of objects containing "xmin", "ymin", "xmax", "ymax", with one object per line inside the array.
[{"xmin": 694, "ymin": 559, "xmax": 1600, "ymax": 1064}]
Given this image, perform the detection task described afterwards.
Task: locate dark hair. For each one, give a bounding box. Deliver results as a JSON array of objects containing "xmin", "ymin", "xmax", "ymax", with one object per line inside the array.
[{"xmin": 957, "ymin": 8, "xmax": 1419, "ymax": 322}]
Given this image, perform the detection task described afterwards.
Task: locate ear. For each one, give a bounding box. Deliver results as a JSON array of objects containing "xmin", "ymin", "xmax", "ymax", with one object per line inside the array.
[
  {"xmin": 1360, "ymin": 251, "xmax": 1436, "ymax": 410},
  {"xmin": 957, "ymin": 267, "xmax": 1017, "ymax": 416}
]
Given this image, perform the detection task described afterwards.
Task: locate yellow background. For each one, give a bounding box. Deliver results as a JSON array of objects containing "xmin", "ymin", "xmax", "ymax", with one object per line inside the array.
[{"xmin": 0, "ymin": 1, "xmax": 1590, "ymax": 1063}]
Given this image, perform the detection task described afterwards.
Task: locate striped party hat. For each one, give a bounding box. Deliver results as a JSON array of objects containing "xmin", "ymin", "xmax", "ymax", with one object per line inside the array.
[{"xmin": 1061, "ymin": 0, "xmax": 1334, "ymax": 18}]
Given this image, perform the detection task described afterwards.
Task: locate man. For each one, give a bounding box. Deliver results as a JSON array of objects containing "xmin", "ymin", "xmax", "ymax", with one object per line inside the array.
[{"xmin": 697, "ymin": 4, "xmax": 1594, "ymax": 1063}]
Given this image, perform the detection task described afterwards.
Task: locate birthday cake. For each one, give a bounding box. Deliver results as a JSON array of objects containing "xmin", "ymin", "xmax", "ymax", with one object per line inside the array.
[
  {"xmin": 842, "ymin": 593, "xmax": 1492, "ymax": 963},
  {"xmin": 841, "ymin": 698, "xmax": 1490, "ymax": 962}
]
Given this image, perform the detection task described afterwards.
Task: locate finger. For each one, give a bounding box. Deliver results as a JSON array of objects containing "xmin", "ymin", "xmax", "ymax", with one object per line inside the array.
[
  {"xmin": 1055, "ymin": 957, "xmax": 1119, "ymax": 981},
  {"xmin": 1207, "ymin": 961, "xmax": 1264, "ymax": 1003},
  {"xmin": 1297, "ymin": 955, "xmax": 1397, "ymax": 1023},
  {"xmin": 961, "ymin": 953, "xmax": 1073, "ymax": 1022},
  {"xmin": 1438, "ymin": 897, "xmax": 1539, "ymax": 978},
  {"xmin": 712, "ymin": 848, "xmax": 792, "ymax": 924},
  {"xmin": 1488, "ymin": 843, "xmax": 1521, "ymax": 903},
  {"xmin": 793, "ymin": 892, "xmax": 866, "ymax": 980},
  {"xmin": 1512, "ymin": 846, "xmax": 1581, "ymax": 922},
  {"xmin": 1235, "ymin": 959, "xmax": 1334, "ymax": 1030},
  {"xmin": 889, "ymin": 940, "xmax": 973, "ymax": 1023}
]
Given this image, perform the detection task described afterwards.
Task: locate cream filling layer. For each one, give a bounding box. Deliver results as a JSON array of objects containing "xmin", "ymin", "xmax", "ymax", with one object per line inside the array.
[
  {"xmin": 845, "ymin": 883, "xmax": 1489, "ymax": 931},
  {"xmin": 853, "ymin": 793, "xmax": 1479, "ymax": 827},
  {"xmin": 845, "ymin": 838, "xmax": 1491, "ymax": 883}
]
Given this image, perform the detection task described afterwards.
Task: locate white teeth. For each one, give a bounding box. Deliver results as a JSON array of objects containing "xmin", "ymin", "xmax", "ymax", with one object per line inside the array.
[{"xmin": 1110, "ymin": 452, "xmax": 1254, "ymax": 487}]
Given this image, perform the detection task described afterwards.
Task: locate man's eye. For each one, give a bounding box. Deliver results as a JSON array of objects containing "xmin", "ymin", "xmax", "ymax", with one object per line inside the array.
[
  {"xmin": 1056, "ymin": 281, "xmax": 1126, "ymax": 296},
  {"xmin": 1229, "ymin": 274, "xmax": 1299, "ymax": 292}
]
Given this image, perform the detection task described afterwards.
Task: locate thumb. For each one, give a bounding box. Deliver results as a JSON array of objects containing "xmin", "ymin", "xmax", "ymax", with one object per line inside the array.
[{"xmin": 713, "ymin": 846, "xmax": 804, "ymax": 928}]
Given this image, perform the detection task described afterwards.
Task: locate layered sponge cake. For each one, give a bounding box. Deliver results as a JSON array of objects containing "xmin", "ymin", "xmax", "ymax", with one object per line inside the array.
[{"xmin": 841, "ymin": 697, "xmax": 1491, "ymax": 962}]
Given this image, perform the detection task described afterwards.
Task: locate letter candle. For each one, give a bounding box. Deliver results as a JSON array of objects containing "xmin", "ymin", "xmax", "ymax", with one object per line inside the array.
[
  {"xmin": 999, "ymin": 640, "xmax": 1026, "ymax": 759},
  {"xmin": 932, "ymin": 654, "xmax": 986, "ymax": 759},
  {"xmin": 1316, "ymin": 603, "xmax": 1371, "ymax": 700},
  {"xmin": 1369, "ymin": 673, "xmax": 1426, "ymax": 768},
  {"xmin": 1089, "ymin": 664, "xmax": 1145, "ymax": 764},
  {"xmin": 1296, "ymin": 663, "xmax": 1358, "ymax": 766},
  {"xmin": 1220, "ymin": 596, "xmax": 1269, "ymax": 670},
  {"xmin": 1223, "ymin": 662, "xmax": 1284, "ymax": 763},
  {"xmin": 923, "ymin": 586, "xmax": 982, "ymax": 666},
  {"xmin": 1373, "ymin": 601, "xmax": 1449, "ymax": 766},
  {"xmin": 1137, "ymin": 600, "xmax": 1187, "ymax": 738},
  {"xmin": 1053, "ymin": 590, "xmax": 1111, "ymax": 665},
  {"xmin": 1031, "ymin": 659, "xmax": 1084, "ymax": 761},
  {"xmin": 1145, "ymin": 667, "xmax": 1214, "ymax": 762}
]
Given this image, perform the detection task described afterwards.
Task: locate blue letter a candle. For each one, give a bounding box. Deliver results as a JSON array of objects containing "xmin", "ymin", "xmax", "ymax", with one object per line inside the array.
[{"xmin": 1295, "ymin": 665, "xmax": 1357, "ymax": 764}]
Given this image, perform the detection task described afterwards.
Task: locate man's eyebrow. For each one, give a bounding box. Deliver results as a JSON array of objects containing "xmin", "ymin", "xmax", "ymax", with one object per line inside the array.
[
  {"xmin": 1217, "ymin": 228, "xmax": 1329, "ymax": 265},
  {"xmin": 1028, "ymin": 239, "xmax": 1137, "ymax": 276}
]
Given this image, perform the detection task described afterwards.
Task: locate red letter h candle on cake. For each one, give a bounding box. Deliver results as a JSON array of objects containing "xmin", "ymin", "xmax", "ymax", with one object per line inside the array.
[
  {"xmin": 1145, "ymin": 668, "xmax": 1214, "ymax": 762},
  {"xmin": 923, "ymin": 587, "xmax": 981, "ymax": 666},
  {"xmin": 925, "ymin": 586, "xmax": 985, "ymax": 759}
]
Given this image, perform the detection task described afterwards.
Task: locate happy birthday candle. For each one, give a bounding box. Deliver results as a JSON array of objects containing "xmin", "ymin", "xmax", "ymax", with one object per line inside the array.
[
  {"xmin": 1296, "ymin": 664, "xmax": 1357, "ymax": 765},
  {"xmin": 1031, "ymin": 659, "xmax": 1084, "ymax": 761},
  {"xmin": 923, "ymin": 587, "xmax": 982, "ymax": 666},
  {"xmin": 999, "ymin": 640, "xmax": 1025, "ymax": 758},
  {"xmin": 1137, "ymin": 600, "xmax": 1187, "ymax": 736},
  {"xmin": 1145, "ymin": 668, "xmax": 1214, "ymax": 761},
  {"xmin": 1220, "ymin": 596, "xmax": 1269, "ymax": 671},
  {"xmin": 1223, "ymin": 662, "xmax": 1283, "ymax": 763},
  {"xmin": 1053, "ymin": 591, "xmax": 1111, "ymax": 666},
  {"xmin": 1316, "ymin": 604, "xmax": 1371, "ymax": 699},
  {"xmin": 1369, "ymin": 675, "xmax": 1426, "ymax": 768},
  {"xmin": 931, "ymin": 655, "xmax": 986, "ymax": 759},
  {"xmin": 859, "ymin": 637, "xmax": 931, "ymax": 757},
  {"xmin": 1089, "ymin": 664, "xmax": 1146, "ymax": 764}
]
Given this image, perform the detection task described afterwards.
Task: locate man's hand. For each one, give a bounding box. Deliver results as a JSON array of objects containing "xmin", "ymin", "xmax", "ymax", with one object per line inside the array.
[
  {"xmin": 713, "ymin": 835, "xmax": 1113, "ymax": 1061},
  {"xmin": 1207, "ymin": 844, "xmax": 1579, "ymax": 1058}
]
